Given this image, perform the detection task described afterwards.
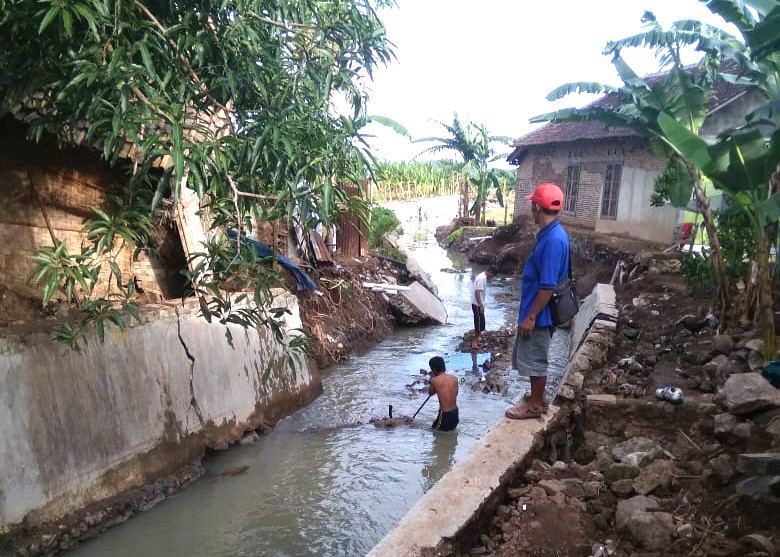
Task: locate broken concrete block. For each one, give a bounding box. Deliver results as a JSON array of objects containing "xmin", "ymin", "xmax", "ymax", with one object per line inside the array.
[{"xmin": 717, "ymin": 373, "xmax": 780, "ymax": 415}]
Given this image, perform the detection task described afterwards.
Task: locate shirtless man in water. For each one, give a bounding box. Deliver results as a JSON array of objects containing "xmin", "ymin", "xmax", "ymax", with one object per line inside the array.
[{"xmin": 428, "ymin": 356, "xmax": 459, "ymax": 432}]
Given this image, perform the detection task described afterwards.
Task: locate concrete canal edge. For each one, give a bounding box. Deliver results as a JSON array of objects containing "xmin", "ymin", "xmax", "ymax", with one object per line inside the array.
[{"xmin": 367, "ymin": 283, "xmax": 618, "ymax": 557}]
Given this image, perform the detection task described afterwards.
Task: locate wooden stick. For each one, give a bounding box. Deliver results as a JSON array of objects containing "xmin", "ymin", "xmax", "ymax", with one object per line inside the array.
[{"xmin": 679, "ymin": 428, "xmax": 701, "ymax": 451}]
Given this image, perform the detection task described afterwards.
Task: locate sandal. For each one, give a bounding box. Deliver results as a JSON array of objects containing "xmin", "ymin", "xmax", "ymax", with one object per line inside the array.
[
  {"xmin": 505, "ymin": 404, "xmax": 543, "ymax": 420},
  {"xmin": 522, "ymin": 392, "xmax": 550, "ymax": 413}
]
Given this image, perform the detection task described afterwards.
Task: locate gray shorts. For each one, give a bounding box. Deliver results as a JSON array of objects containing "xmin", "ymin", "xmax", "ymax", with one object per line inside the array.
[{"xmin": 512, "ymin": 327, "xmax": 552, "ymax": 377}]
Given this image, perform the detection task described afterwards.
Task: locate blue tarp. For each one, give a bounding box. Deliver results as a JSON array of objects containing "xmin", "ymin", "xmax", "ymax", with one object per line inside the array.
[{"xmin": 227, "ymin": 229, "xmax": 318, "ymax": 293}]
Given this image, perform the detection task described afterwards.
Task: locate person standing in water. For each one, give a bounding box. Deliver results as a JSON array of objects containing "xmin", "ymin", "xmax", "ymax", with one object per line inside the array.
[
  {"xmin": 428, "ymin": 356, "xmax": 459, "ymax": 432},
  {"xmin": 471, "ymin": 265, "xmax": 497, "ymax": 374}
]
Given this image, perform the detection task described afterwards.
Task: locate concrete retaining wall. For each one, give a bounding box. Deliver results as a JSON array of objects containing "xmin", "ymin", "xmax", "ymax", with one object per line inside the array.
[{"xmin": 0, "ymin": 291, "xmax": 320, "ymax": 534}]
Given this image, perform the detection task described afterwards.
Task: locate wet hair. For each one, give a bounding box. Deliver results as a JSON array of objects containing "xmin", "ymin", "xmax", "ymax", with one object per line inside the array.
[
  {"xmin": 429, "ymin": 356, "xmax": 446, "ymax": 373},
  {"xmin": 486, "ymin": 265, "xmax": 498, "ymax": 275}
]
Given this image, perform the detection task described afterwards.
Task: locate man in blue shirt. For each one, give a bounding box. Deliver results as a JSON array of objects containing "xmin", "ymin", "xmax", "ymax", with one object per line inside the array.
[{"xmin": 506, "ymin": 183, "xmax": 570, "ymax": 420}]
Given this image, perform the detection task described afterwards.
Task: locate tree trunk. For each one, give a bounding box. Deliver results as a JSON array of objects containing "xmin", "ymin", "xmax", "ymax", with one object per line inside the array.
[
  {"xmin": 692, "ymin": 173, "xmax": 729, "ymax": 316},
  {"xmin": 759, "ymin": 166, "xmax": 780, "ymax": 361},
  {"xmin": 757, "ymin": 227, "xmax": 775, "ymax": 360}
]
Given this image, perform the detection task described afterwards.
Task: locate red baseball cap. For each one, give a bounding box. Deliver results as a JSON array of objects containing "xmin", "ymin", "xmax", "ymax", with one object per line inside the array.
[{"xmin": 525, "ymin": 182, "xmax": 564, "ymax": 211}]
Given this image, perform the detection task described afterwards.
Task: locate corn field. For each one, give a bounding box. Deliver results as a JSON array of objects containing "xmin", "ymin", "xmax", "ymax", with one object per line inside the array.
[{"xmin": 372, "ymin": 161, "xmax": 462, "ymax": 202}]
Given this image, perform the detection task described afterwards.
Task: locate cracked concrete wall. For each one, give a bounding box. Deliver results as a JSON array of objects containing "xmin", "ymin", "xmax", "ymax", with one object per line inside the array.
[{"xmin": 0, "ymin": 290, "xmax": 320, "ymax": 533}]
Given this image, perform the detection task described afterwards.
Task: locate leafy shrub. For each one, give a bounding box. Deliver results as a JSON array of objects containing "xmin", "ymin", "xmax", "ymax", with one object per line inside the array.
[
  {"xmin": 368, "ymin": 206, "xmax": 402, "ymax": 248},
  {"xmin": 679, "ymin": 252, "xmax": 717, "ymax": 297}
]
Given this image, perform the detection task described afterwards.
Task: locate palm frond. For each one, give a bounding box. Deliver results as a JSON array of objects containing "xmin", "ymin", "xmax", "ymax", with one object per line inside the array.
[{"xmin": 546, "ymin": 82, "xmax": 617, "ymax": 101}]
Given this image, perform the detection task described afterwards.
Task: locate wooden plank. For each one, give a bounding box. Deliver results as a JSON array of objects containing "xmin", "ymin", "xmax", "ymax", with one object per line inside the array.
[{"xmin": 310, "ymin": 230, "xmax": 334, "ymax": 263}]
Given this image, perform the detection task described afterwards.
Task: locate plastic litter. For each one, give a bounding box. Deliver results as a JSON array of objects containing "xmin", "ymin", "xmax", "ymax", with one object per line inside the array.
[{"xmin": 655, "ymin": 386, "xmax": 683, "ymax": 405}]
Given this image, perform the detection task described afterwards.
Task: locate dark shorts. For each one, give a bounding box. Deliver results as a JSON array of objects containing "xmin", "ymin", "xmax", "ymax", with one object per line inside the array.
[
  {"xmin": 472, "ymin": 304, "xmax": 485, "ymax": 333},
  {"xmin": 432, "ymin": 408, "xmax": 459, "ymax": 431}
]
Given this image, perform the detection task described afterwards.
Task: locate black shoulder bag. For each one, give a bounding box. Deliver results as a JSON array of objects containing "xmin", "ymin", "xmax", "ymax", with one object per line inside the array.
[{"xmin": 531, "ymin": 248, "xmax": 578, "ymax": 326}]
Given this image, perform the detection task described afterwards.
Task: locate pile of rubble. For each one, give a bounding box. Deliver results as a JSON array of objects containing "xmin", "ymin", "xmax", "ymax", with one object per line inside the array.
[{"xmin": 458, "ymin": 251, "xmax": 780, "ymax": 557}]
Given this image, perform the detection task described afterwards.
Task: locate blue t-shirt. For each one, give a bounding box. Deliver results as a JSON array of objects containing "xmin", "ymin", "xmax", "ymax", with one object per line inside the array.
[{"xmin": 518, "ymin": 220, "xmax": 570, "ymax": 328}]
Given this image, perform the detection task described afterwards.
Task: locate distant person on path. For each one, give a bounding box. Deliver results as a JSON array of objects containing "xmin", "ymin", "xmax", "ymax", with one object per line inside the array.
[
  {"xmin": 428, "ymin": 356, "xmax": 459, "ymax": 432},
  {"xmin": 505, "ymin": 183, "xmax": 569, "ymax": 420},
  {"xmin": 471, "ymin": 265, "xmax": 498, "ymax": 372},
  {"xmin": 418, "ymin": 205, "xmax": 423, "ymax": 224}
]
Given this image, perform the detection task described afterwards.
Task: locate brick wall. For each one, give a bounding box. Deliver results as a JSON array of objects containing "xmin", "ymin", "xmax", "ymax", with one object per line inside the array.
[
  {"xmin": 0, "ymin": 118, "xmax": 175, "ymax": 301},
  {"xmin": 513, "ymin": 137, "xmax": 665, "ymax": 230}
]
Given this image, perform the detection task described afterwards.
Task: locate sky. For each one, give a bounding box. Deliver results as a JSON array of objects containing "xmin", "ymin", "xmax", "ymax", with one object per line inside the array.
[{"xmin": 360, "ymin": 0, "xmax": 739, "ymax": 165}]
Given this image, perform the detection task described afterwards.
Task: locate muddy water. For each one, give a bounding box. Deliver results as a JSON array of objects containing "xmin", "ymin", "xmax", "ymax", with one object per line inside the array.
[{"xmin": 68, "ymin": 196, "xmax": 569, "ymax": 557}]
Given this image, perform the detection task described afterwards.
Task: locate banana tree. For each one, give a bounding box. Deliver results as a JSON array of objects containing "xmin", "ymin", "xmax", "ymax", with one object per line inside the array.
[
  {"xmin": 414, "ymin": 114, "xmax": 510, "ymax": 223},
  {"xmin": 659, "ymin": 116, "xmax": 780, "ymax": 356},
  {"xmin": 532, "ymin": 13, "xmax": 735, "ymax": 312},
  {"xmin": 685, "ymin": 0, "xmax": 780, "ymax": 357}
]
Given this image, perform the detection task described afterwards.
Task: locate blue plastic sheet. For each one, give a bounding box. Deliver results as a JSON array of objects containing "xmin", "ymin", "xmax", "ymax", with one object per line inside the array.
[{"xmin": 227, "ymin": 229, "xmax": 318, "ymax": 293}]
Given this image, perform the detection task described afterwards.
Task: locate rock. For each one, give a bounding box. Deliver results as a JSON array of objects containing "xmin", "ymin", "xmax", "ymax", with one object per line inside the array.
[
  {"xmin": 735, "ymin": 475, "xmax": 779, "ymax": 497},
  {"xmin": 538, "ymin": 478, "xmax": 585, "ymax": 498},
  {"xmin": 604, "ymin": 463, "xmax": 641, "ymax": 486},
  {"xmin": 745, "ymin": 339, "xmax": 765, "ymax": 353},
  {"xmin": 633, "ymin": 460, "xmax": 676, "ymax": 496},
  {"xmin": 704, "ymin": 354, "xmax": 732, "ymax": 384},
  {"xmin": 766, "ymin": 417, "xmax": 780, "ymax": 447},
  {"xmin": 615, "ymin": 495, "xmax": 659, "ymax": 530},
  {"xmin": 552, "ymin": 460, "xmax": 568, "ymax": 471},
  {"xmin": 612, "ymin": 437, "xmax": 663, "ymax": 467},
  {"xmin": 559, "ymin": 384, "xmax": 577, "ymax": 400},
  {"xmin": 736, "ymin": 453, "xmax": 780, "ymax": 476},
  {"xmin": 753, "ymin": 407, "xmax": 780, "ymax": 426},
  {"xmin": 734, "ymin": 421, "xmax": 755, "ymax": 440},
  {"xmin": 626, "ymin": 511, "xmax": 675, "ymax": 550},
  {"xmin": 610, "ymin": 479, "xmax": 635, "ymax": 496},
  {"xmin": 714, "ymin": 413, "xmax": 738, "ymax": 436},
  {"xmin": 537, "ymin": 479, "xmax": 567, "ymax": 495},
  {"xmin": 527, "ymin": 486, "xmax": 547, "ymax": 500},
  {"xmin": 711, "ymin": 334, "xmax": 734, "ymax": 355},
  {"xmin": 566, "ymin": 371, "xmax": 585, "ymax": 390},
  {"xmin": 705, "ymin": 454, "xmax": 735, "ymax": 485},
  {"xmin": 717, "ymin": 373, "xmax": 780, "ymax": 415},
  {"xmin": 582, "ymin": 481, "xmax": 603, "ymax": 499},
  {"xmin": 239, "ymin": 432, "xmax": 260, "ymax": 445},
  {"xmin": 748, "ymin": 350, "xmax": 766, "ymax": 371}
]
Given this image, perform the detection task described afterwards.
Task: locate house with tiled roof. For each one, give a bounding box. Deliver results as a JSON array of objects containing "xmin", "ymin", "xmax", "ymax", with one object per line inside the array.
[{"xmin": 507, "ymin": 71, "xmax": 763, "ymax": 244}]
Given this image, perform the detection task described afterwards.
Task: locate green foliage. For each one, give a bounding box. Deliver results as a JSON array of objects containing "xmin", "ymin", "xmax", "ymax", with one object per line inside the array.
[
  {"xmin": 718, "ymin": 207, "xmax": 757, "ymax": 281},
  {"xmin": 413, "ymin": 113, "xmax": 511, "ymax": 223},
  {"xmin": 30, "ymin": 234, "xmax": 141, "ymax": 351},
  {"xmin": 183, "ymin": 232, "xmax": 310, "ymax": 374},
  {"xmin": 1, "ymin": 0, "xmax": 395, "ymax": 366},
  {"xmin": 368, "ymin": 206, "xmax": 402, "ymax": 247},
  {"xmin": 445, "ymin": 227, "xmax": 463, "ymax": 246},
  {"xmin": 679, "ymin": 252, "xmax": 718, "ymax": 296}
]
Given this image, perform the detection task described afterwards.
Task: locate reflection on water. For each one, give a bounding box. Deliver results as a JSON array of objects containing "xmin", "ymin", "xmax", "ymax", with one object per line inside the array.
[
  {"xmin": 67, "ymin": 197, "xmax": 569, "ymax": 557},
  {"xmin": 421, "ymin": 431, "xmax": 459, "ymax": 492}
]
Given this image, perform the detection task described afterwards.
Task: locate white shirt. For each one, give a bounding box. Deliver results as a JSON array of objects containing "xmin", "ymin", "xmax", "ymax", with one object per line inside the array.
[{"xmin": 471, "ymin": 271, "xmax": 488, "ymax": 306}]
